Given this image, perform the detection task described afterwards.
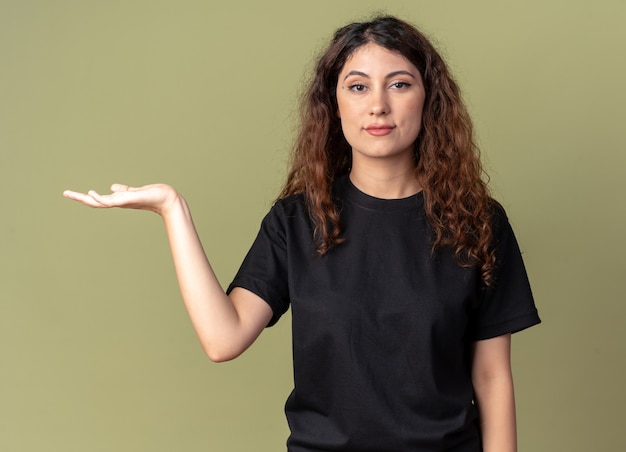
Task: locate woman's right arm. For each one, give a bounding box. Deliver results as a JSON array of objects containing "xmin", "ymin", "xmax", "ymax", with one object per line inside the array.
[{"xmin": 63, "ymin": 183, "xmax": 273, "ymax": 362}]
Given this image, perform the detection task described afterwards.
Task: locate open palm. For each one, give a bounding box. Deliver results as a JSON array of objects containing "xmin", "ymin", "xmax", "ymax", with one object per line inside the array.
[{"xmin": 63, "ymin": 183, "xmax": 177, "ymax": 215}]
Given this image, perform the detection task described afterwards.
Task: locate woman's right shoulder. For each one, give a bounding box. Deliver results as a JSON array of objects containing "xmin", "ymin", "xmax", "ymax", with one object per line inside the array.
[
  {"xmin": 263, "ymin": 193, "xmax": 309, "ymax": 226},
  {"xmin": 274, "ymin": 192, "xmax": 307, "ymax": 213},
  {"xmin": 258, "ymin": 193, "xmax": 313, "ymax": 240}
]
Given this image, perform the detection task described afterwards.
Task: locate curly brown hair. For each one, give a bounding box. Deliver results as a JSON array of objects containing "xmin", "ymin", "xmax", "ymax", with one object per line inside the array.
[{"xmin": 279, "ymin": 16, "xmax": 496, "ymax": 285}]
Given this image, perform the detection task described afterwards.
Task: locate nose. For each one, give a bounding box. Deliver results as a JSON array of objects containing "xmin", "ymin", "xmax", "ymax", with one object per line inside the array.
[{"xmin": 370, "ymin": 89, "xmax": 389, "ymax": 116}]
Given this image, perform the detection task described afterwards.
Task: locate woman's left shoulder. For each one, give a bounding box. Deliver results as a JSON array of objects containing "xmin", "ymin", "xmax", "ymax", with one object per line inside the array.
[{"xmin": 487, "ymin": 198, "xmax": 511, "ymax": 230}]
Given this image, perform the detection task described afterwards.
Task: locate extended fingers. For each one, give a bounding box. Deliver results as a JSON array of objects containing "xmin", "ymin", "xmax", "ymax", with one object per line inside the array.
[
  {"xmin": 64, "ymin": 183, "xmax": 165, "ymax": 211},
  {"xmin": 63, "ymin": 189, "xmax": 109, "ymax": 208}
]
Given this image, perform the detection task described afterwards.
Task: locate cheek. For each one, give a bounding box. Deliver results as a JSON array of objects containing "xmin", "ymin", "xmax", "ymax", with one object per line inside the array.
[
  {"xmin": 336, "ymin": 100, "xmax": 358, "ymax": 130},
  {"xmin": 335, "ymin": 88, "xmax": 353, "ymax": 120},
  {"xmin": 408, "ymin": 99, "xmax": 425, "ymax": 130},
  {"xmin": 338, "ymin": 117, "xmax": 356, "ymax": 145},
  {"xmin": 336, "ymin": 96, "xmax": 350, "ymax": 121},
  {"xmin": 337, "ymin": 115, "xmax": 361, "ymax": 149}
]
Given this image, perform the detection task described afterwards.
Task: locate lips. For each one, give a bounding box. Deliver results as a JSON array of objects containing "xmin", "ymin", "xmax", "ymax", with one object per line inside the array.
[{"xmin": 365, "ymin": 124, "xmax": 395, "ymax": 136}]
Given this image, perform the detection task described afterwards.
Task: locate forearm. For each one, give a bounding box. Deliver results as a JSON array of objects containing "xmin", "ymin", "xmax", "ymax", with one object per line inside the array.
[
  {"xmin": 161, "ymin": 194, "xmax": 268, "ymax": 361},
  {"xmin": 473, "ymin": 370, "xmax": 517, "ymax": 452},
  {"xmin": 63, "ymin": 183, "xmax": 271, "ymax": 361},
  {"xmin": 471, "ymin": 334, "xmax": 517, "ymax": 452}
]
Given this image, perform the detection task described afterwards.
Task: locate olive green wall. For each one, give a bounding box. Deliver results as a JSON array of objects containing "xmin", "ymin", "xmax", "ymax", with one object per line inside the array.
[{"xmin": 1, "ymin": 0, "xmax": 624, "ymax": 450}]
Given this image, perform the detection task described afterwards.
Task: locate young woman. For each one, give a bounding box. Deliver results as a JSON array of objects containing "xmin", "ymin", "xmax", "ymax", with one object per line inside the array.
[{"xmin": 64, "ymin": 16, "xmax": 540, "ymax": 452}]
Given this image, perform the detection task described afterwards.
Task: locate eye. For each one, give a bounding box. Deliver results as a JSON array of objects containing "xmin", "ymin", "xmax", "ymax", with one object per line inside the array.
[
  {"xmin": 347, "ymin": 84, "xmax": 367, "ymax": 92},
  {"xmin": 390, "ymin": 81, "xmax": 411, "ymax": 89}
]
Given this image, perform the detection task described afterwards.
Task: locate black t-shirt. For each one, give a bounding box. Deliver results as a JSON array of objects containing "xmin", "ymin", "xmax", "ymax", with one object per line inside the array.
[{"xmin": 228, "ymin": 176, "xmax": 540, "ymax": 451}]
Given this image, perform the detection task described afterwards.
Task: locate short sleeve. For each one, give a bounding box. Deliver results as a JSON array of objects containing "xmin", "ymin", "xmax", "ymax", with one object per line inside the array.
[
  {"xmin": 468, "ymin": 207, "xmax": 541, "ymax": 340},
  {"xmin": 226, "ymin": 203, "xmax": 291, "ymax": 327}
]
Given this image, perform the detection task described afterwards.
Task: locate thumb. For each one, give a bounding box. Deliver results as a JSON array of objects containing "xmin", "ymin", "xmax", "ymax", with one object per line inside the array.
[{"xmin": 110, "ymin": 183, "xmax": 131, "ymax": 192}]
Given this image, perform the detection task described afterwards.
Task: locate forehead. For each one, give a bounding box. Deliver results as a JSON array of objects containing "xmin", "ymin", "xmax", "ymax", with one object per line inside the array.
[{"xmin": 340, "ymin": 43, "xmax": 417, "ymax": 75}]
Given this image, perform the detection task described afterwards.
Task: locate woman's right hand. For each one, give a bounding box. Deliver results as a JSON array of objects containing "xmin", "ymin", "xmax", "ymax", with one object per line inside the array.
[
  {"xmin": 63, "ymin": 183, "xmax": 179, "ymax": 216},
  {"xmin": 63, "ymin": 181, "xmax": 272, "ymax": 361}
]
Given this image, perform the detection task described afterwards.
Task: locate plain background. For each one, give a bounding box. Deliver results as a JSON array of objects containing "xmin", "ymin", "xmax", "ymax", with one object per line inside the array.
[{"xmin": 1, "ymin": 0, "xmax": 624, "ymax": 450}]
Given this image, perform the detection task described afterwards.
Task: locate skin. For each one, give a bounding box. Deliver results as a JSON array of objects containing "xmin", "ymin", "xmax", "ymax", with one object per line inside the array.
[
  {"xmin": 64, "ymin": 42, "xmax": 517, "ymax": 451},
  {"xmin": 472, "ymin": 334, "xmax": 517, "ymax": 452},
  {"xmin": 336, "ymin": 43, "xmax": 425, "ymax": 199}
]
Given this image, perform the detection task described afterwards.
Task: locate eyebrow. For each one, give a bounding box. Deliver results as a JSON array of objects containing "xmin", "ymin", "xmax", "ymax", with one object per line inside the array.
[{"xmin": 342, "ymin": 70, "xmax": 417, "ymax": 81}]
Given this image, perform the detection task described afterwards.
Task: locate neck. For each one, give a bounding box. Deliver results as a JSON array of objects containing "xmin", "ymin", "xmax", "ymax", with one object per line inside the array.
[{"xmin": 349, "ymin": 161, "xmax": 422, "ymax": 199}]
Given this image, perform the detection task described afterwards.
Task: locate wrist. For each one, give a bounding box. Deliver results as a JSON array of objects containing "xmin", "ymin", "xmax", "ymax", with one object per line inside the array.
[{"xmin": 157, "ymin": 185, "xmax": 185, "ymax": 218}]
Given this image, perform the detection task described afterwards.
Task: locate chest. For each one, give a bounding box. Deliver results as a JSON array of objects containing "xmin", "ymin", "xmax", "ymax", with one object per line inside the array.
[{"xmin": 285, "ymin": 206, "xmax": 481, "ymax": 347}]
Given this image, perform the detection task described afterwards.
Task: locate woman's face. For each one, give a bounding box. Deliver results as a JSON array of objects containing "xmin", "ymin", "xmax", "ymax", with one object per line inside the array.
[{"xmin": 336, "ymin": 43, "xmax": 426, "ymax": 167}]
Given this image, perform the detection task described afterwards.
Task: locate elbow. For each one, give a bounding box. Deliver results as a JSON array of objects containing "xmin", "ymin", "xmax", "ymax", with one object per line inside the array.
[
  {"xmin": 202, "ymin": 344, "xmax": 244, "ymax": 363},
  {"xmin": 206, "ymin": 351, "xmax": 236, "ymax": 363}
]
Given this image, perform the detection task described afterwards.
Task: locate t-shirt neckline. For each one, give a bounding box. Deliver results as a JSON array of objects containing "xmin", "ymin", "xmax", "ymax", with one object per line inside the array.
[{"xmin": 338, "ymin": 175, "xmax": 424, "ymax": 212}]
